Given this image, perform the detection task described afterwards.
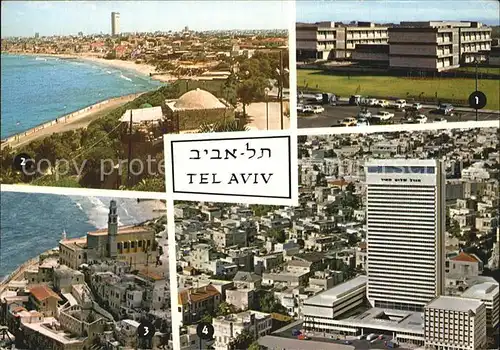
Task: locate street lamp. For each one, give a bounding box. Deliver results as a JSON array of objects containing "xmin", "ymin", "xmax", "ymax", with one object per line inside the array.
[
  {"xmin": 474, "ymin": 57, "xmax": 479, "ymax": 121},
  {"xmin": 264, "ymin": 87, "xmax": 270, "ymax": 130}
]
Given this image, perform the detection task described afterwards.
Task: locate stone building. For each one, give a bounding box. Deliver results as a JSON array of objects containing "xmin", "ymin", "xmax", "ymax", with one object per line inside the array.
[{"xmin": 164, "ymin": 88, "xmax": 234, "ymax": 130}]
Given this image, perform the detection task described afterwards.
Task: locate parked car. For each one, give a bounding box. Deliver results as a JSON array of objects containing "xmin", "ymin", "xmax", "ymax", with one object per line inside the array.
[
  {"xmin": 396, "ymin": 99, "xmax": 407, "ymax": 107},
  {"xmin": 433, "ymin": 117, "xmax": 448, "ymax": 123},
  {"xmin": 415, "ymin": 114, "xmax": 428, "ymax": 123},
  {"xmin": 314, "ymin": 93, "xmax": 323, "ymax": 102},
  {"xmin": 297, "ymin": 104, "xmax": 305, "ymax": 113},
  {"xmin": 349, "ymin": 95, "xmax": 362, "ymax": 106},
  {"xmin": 357, "ymin": 334, "xmax": 366, "ymax": 340},
  {"xmin": 378, "ymin": 335, "xmax": 384, "ymax": 340},
  {"xmin": 340, "ymin": 117, "xmax": 358, "ymax": 127},
  {"xmin": 357, "ymin": 107, "xmax": 372, "ymax": 119},
  {"xmin": 344, "ymin": 340, "xmax": 352, "ymax": 345},
  {"xmin": 438, "ymin": 103, "xmax": 454, "ymax": 115},
  {"xmin": 311, "ymin": 105, "xmax": 325, "ymax": 114},
  {"xmin": 377, "ymin": 99, "xmax": 389, "ymax": 107},
  {"xmin": 367, "ymin": 98, "xmax": 378, "ymax": 106},
  {"xmin": 410, "ymin": 103, "xmax": 423, "ymax": 111},
  {"xmin": 366, "ymin": 334, "xmax": 378, "ymax": 341},
  {"xmin": 303, "ymin": 105, "xmax": 314, "ymax": 114},
  {"xmin": 291, "ymin": 329, "xmax": 301, "ymax": 336},
  {"xmin": 298, "ymin": 334, "xmax": 310, "ymax": 340},
  {"xmin": 356, "ymin": 118, "xmax": 370, "ymax": 126},
  {"xmin": 373, "ymin": 111, "xmax": 395, "ymax": 121}
]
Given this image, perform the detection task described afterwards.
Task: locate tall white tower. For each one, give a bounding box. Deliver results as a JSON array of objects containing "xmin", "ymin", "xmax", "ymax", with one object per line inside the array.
[
  {"xmin": 365, "ymin": 159, "xmax": 446, "ymax": 311},
  {"xmin": 108, "ymin": 200, "xmax": 118, "ymax": 258},
  {"xmin": 111, "ymin": 12, "xmax": 120, "ymax": 36}
]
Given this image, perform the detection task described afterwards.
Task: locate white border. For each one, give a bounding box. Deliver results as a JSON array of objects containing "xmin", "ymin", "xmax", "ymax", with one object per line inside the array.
[
  {"xmin": 287, "ymin": 0, "xmax": 297, "ymax": 132},
  {"xmin": 165, "ymin": 144, "xmax": 180, "ymax": 350},
  {"xmin": 164, "ymin": 129, "xmax": 299, "ymax": 206},
  {"xmin": 0, "ymin": 184, "xmax": 167, "ymax": 199},
  {"xmin": 297, "ymin": 120, "xmax": 499, "ymax": 136}
]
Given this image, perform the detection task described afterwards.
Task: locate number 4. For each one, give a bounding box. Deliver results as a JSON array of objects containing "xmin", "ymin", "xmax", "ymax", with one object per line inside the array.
[{"xmin": 202, "ymin": 326, "xmax": 209, "ymax": 335}]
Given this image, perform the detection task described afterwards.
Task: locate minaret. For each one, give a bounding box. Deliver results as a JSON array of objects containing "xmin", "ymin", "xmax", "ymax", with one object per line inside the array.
[
  {"xmin": 108, "ymin": 200, "xmax": 118, "ymax": 258},
  {"xmin": 62, "ymin": 229, "xmax": 67, "ymax": 241}
]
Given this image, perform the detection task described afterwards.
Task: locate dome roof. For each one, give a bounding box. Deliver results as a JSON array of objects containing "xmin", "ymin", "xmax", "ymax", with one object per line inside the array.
[{"xmin": 174, "ymin": 88, "xmax": 226, "ymax": 110}]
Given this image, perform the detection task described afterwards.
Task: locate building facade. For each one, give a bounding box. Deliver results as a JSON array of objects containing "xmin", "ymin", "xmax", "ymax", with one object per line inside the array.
[
  {"xmin": 296, "ymin": 21, "xmax": 388, "ymax": 61},
  {"xmin": 111, "ymin": 12, "xmax": 120, "ymax": 36},
  {"xmin": 424, "ymin": 296, "xmax": 487, "ymax": 350},
  {"xmin": 365, "ymin": 159, "xmax": 446, "ymax": 311}
]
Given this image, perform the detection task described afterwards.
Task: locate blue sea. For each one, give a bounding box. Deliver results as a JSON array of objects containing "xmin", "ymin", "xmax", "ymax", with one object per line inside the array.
[
  {"xmin": 0, "ymin": 192, "xmax": 164, "ymax": 279},
  {"xmin": 0, "ymin": 54, "xmax": 162, "ymax": 139}
]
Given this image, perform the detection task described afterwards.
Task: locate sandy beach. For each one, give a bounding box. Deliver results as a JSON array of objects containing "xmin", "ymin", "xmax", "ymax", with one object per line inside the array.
[{"xmin": 1, "ymin": 93, "xmax": 143, "ymax": 150}]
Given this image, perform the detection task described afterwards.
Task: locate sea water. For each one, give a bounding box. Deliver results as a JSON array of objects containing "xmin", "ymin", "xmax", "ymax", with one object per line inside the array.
[{"xmin": 0, "ymin": 54, "xmax": 162, "ymax": 139}]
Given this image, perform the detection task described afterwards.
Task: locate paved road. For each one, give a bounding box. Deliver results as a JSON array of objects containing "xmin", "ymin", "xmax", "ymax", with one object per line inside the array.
[{"xmin": 298, "ymin": 102, "xmax": 499, "ymax": 129}]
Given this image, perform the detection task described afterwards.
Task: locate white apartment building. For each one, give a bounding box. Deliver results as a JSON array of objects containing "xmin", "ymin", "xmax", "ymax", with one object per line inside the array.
[
  {"xmin": 302, "ymin": 276, "xmax": 367, "ymax": 332},
  {"xmin": 424, "ymin": 296, "xmax": 487, "ymax": 350},
  {"xmin": 365, "ymin": 159, "xmax": 446, "ymax": 311},
  {"xmin": 213, "ymin": 311, "xmax": 272, "ymax": 350}
]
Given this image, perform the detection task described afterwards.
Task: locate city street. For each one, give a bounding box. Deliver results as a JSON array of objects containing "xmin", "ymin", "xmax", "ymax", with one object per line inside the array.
[{"xmin": 298, "ymin": 101, "xmax": 500, "ymax": 129}]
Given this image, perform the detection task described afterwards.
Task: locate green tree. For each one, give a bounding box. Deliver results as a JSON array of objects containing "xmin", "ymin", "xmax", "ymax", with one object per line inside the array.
[
  {"xmin": 257, "ymin": 290, "xmax": 288, "ymax": 314},
  {"xmin": 199, "ymin": 312, "xmax": 213, "ymax": 324},
  {"xmin": 230, "ymin": 329, "xmax": 255, "ymax": 350},
  {"xmin": 198, "ymin": 119, "xmax": 248, "ymax": 133},
  {"xmin": 248, "ymin": 341, "xmax": 261, "ymax": 350},
  {"xmin": 268, "ymin": 229, "xmax": 286, "ymax": 244}
]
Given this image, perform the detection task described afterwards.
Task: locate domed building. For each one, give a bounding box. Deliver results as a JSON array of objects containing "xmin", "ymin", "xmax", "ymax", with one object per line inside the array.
[{"xmin": 164, "ymin": 88, "xmax": 234, "ymax": 130}]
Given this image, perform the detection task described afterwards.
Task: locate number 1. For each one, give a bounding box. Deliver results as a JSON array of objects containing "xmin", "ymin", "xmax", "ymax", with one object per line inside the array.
[{"xmin": 475, "ymin": 96, "xmax": 479, "ymax": 105}]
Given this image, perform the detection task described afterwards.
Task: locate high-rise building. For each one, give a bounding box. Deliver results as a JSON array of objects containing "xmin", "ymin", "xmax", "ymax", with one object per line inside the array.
[
  {"xmin": 365, "ymin": 159, "xmax": 446, "ymax": 311},
  {"xmin": 111, "ymin": 12, "xmax": 120, "ymax": 36},
  {"xmin": 34, "ymin": 32, "xmax": 39, "ymax": 39}
]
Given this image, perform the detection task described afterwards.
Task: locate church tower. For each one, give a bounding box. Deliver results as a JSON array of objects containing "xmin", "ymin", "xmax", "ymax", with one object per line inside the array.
[{"xmin": 108, "ymin": 200, "xmax": 118, "ymax": 258}]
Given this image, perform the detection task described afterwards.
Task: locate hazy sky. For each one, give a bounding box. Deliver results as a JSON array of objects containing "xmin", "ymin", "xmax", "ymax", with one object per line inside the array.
[
  {"xmin": 1, "ymin": 1, "xmax": 290, "ymax": 38},
  {"xmin": 297, "ymin": 0, "xmax": 500, "ymax": 25}
]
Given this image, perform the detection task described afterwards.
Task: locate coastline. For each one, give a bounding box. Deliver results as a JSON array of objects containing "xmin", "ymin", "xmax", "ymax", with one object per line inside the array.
[
  {"xmin": 1, "ymin": 92, "xmax": 144, "ymax": 150},
  {"xmin": 2, "ymin": 51, "xmax": 177, "ymax": 83}
]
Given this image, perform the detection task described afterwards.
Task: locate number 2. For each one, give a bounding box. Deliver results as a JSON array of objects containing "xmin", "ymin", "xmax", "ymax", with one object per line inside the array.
[{"xmin": 20, "ymin": 157, "xmax": 27, "ymax": 166}]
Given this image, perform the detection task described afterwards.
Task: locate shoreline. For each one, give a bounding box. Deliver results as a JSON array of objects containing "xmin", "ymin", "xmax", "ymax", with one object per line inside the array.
[
  {"xmin": 2, "ymin": 51, "xmax": 178, "ymax": 83},
  {"xmin": 1, "ymin": 92, "xmax": 144, "ymax": 150}
]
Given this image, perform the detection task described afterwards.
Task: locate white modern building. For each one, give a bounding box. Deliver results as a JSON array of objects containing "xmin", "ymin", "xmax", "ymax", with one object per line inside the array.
[
  {"xmin": 461, "ymin": 280, "xmax": 499, "ymax": 329},
  {"xmin": 424, "ymin": 296, "xmax": 487, "ymax": 350},
  {"xmin": 365, "ymin": 159, "xmax": 446, "ymax": 311},
  {"xmin": 302, "ymin": 276, "xmax": 367, "ymax": 332}
]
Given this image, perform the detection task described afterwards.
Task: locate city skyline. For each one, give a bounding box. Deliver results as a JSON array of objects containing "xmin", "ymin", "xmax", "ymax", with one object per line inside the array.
[
  {"xmin": 1, "ymin": 1, "xmax": 290, "ymax": 38},
  {"xmin": 296, "ymin": 0, "xmax": 500, "ymax": 25}
]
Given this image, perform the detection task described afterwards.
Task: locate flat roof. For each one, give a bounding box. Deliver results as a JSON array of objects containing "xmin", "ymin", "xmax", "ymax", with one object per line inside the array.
[
  {"xmin": 120, "ymin": 106, "xmax": 163, "ymax": 123},
  {"xmin": 426, "ymin": 296, "xmax": 484, "ymax": 312},
  {"xmin": 22, "ymin": 318, "xmax": 84, "ymax": 345},
  {"xmin": 304, "ymin": 276, "xmax": 367, "ymax": 306},
  {"xmin": 461, "ymin": 282, "xmax": 499, "ymax": 300}
]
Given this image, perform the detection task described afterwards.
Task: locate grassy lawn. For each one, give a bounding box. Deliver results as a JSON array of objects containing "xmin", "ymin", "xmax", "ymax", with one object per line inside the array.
[{"xmin": 298, "ymin": 69, "xmax": 500, "ymax": 110}]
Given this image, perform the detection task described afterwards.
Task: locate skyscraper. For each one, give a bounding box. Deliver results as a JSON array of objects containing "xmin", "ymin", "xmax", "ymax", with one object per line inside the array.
[
  {"xmin": 111, "ymin": 12, "xmax": 120, "ymax": 36},
  {"xmin": 365, "ymin": 159, "xmax": 446, "ymax": 311}
]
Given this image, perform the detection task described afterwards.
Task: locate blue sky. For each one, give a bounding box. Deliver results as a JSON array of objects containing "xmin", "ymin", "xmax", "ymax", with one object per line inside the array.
[
  {"xmin": 1, "ymin": 1, "xmax": 290, "ymax": 37},
  {"xmin": 297, "ymin": 0, "xmax": 500, "ymax": 25}
]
